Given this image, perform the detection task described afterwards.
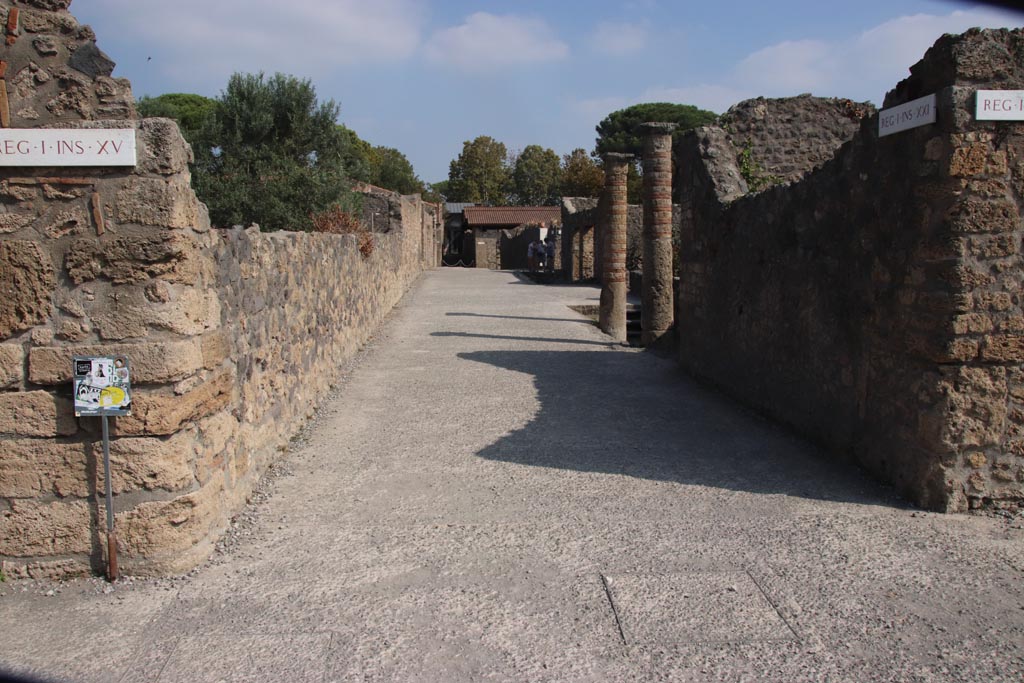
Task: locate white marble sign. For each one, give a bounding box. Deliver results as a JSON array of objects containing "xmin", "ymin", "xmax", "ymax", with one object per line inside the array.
[
  {"xmin": 0, "ymin": 128, "xmax": 136, "ymax": 166},
  {"xmin": 976, "ymin": 90, "xmax": 1024, "ymax": 120},
  {"xmin": 878, "ymin": 94, "xmax": 937, "ymax": 138}
]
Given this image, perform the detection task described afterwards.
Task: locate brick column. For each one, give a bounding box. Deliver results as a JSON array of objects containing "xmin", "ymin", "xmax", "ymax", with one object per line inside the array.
[
  {"xmin": 639, "ymin": 122, "xmax": 677, "ymax": 347},
  {"xmin": 599, "ymin": 152, "xmax": 633, "ymax": 342}
]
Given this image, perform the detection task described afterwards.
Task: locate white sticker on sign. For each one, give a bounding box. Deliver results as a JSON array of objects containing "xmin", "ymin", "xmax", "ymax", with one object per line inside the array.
[
  {"xmin": 0, "ymin": 129, "xmax": 136, "ymax": 167},
  {"xmin": 878, "ymin": 94, "xmax": 937, "ymax": 138},
  {"xmin": 976, "ymin": 90, "xmax": 1024, "ymax": 121}
]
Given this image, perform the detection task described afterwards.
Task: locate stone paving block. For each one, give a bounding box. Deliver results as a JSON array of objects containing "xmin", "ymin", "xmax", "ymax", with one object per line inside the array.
[{"xmin": 602, "ymin": 571, "xmax": 797, "ymax": 645}]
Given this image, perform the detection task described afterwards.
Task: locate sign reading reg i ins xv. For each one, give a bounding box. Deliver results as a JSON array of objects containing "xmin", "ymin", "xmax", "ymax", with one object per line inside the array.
[{"xmin": 0, "ymin": 128, "xmax": 136, "ymax": 166}]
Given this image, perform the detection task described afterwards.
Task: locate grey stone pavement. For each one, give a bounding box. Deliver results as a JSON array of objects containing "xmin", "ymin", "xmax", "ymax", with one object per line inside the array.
[{"xmin": 3, "ymin": 268, "xmax": 1024, "ymax": 682}]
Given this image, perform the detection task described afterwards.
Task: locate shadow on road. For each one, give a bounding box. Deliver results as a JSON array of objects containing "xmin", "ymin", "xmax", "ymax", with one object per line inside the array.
[{"xmin": 458, "ymin": 348, "xmax": 902, "ymax": 508}]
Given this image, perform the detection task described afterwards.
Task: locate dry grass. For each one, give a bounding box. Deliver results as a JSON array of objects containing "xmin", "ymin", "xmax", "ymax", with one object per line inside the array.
[{"xmin": 311, "ymin": 205, "xmax": 375, "ymax": 257}]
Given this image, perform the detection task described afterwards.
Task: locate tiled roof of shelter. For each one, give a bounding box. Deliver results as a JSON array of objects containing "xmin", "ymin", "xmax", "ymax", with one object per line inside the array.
[{"xmin": 463, "ymin": 206, "xmax": 561, "ymax": 226}]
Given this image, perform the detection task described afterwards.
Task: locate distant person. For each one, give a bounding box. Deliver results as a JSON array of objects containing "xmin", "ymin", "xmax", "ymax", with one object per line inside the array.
[
  {"xmin": 527, "ymin": 239, "xmax": 540, "ymax": 272},
  {"xmin": 544, "ymin": 236, "xmax": 555, "ymax": 272}
]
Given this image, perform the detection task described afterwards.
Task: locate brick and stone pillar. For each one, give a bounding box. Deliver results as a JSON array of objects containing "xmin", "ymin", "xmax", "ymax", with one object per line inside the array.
[
  {"xmin": 598, "ymin": 152, "xmax": 633, "ymax": 342},
  {"xmin": 639, "ymin": 122, "xmax": 677, "ymax": 347}
]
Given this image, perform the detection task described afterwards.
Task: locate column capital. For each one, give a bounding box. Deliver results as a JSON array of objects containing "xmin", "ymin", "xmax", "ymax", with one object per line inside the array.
[
  {"xmin": 637, "ymin": 121, "xmax": 678, "ymax": 136},
  {"xmin": 602, "ymin": 152, "xmax": 633, "ymax": 166}
]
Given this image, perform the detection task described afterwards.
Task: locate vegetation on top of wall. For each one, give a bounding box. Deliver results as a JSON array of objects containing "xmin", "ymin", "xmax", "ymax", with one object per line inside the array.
[{"xmin": 310, "ymin": 205, "xmax": 375, "ymax": 257}]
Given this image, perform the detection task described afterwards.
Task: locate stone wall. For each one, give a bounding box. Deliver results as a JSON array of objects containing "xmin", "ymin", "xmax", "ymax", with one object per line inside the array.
[
  {"xmin": 0, "ymin": 0, "xmax": 437, "ymax": 577},
  {"xmin": 717, "ymin": 95, "xmax": 874, "ymax": 185},
  {"xmin": 676, "ymin": 28, "xmax": 1024, "ymax": 512}
]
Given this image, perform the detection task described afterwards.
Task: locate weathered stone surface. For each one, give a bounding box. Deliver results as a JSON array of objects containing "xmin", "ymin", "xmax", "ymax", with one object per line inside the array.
[
  {"xmin": 0, "ymin": 390, "xmax": 76, "ymax": 436},
  {"xmin": 93, "ymin": 430, "xmax": 197, "ymax": 494},
  {"xmin": 64, "ymin": 231, "xmax": 201, "ymax": 285},
  {"xmin": 136, "ymin": 118, "xmax": 193, "ymax": 176},
  {"xmin": 980, "ymin": 335, "xmax": 1024, "ymax": 362},
  {"xmin": 91, "ymin": 285, "xmax": 220, "ymax": 340},
  {"xmin": 117, "ymin": 369, "xmax": 234, "ymax": 436},
  {"xmin": 0, "ymin": 240, "xmax": 56, "ymax": 340},
  {"xmin": 117, "ymin": 471, "xmax": 226, "ymax": 557},
  {"xmin": 67, "ymin": 41, "xmax": 114, "ymax": 79},
  {"xmin": 28, "ymin": 339, "xmax": 205, "ymax": 384},
  {"xmin": 0, "ymin": 499, "xmax": 92, "ymax": 556},
  {"xmin": 0, "ymin": 343, "xmax": 25, "ymax": 388},
  {"xmin": 0, "ymin": 439, "xmax": 87, "ymax": 497},
  {"xmin": 116, "ymin": 176, "xmax": 200, "ymax": 229}
]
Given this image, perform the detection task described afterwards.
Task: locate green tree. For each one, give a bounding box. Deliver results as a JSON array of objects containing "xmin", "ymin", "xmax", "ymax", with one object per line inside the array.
[
  {"xmin": 430, "ymin": 180, "xmax": 449, "ymax": 202},
  {"xmin": 446, "ymin": 136, "xmax": 510, "ymax": 205},
  {"xmin": 336, "ymin": 124, "xmax": 372, "ymax": 183},
  {"xmin": 194, "ymin": 72, "xmax": 354, "ymax": 232},
  {"xmin": 136, "ymin": 92, "xmax": 217, "ymax": 145},
  {"xmin": 559, "ymin": 148, "xmax": 604, "ymax": 198},
  {"xmin": 512, "ymin": 144, "xmax": 562, "ymax": 205},
  {"xmin": 366, "ymin": 145, "xmax": 425, "ymax": 195},
  {"xmin": 594, "ymin": 102, "xmax": 717, "ymax": 158}
]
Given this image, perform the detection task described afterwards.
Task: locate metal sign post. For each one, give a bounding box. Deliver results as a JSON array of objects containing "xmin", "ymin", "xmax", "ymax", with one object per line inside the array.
[{"xmin": 73, "ymin": 356, "xmax": 132, "ymax": 582}]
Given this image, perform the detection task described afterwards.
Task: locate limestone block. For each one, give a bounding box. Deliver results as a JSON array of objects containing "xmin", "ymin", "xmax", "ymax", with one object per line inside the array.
[
  {"xmin": 28, "ymin": 338, "xmax": 205, "ymax": 384},
  {"xmin": 0, "ymin": 343, "xmax": 25, "ymax": 388},
  {"xmin": 0, "ymin": 439, "xmax": 87, "ymax": 497},
  {"xmin": 0, "ymin": 499, "xmax": 92, "ymax": 556},
  {"xmin": 91, "ymin": 430, "xmax": 197, "ymax": 494},
  {"xmin": 115, "ymin": 176, "xmax": 200, "ymax": 229},
  {"xmin": 64, "ymin": 231, "xmax": 202, "ymax": 285},
  {"xmin": 117, "ymin": 471, "xmax": 226, "ymax": 557},
  {"xmin": 201, "ymin": 329, "xmax": 230, "ymax": 369},
  {"xmin": 136, "ymin": 118, "xmax": 193, "ymax": 175},
  {"xmin": 116, "ymin": 369, "xmax": 234, "ymax": 436},
  {"xmin": 0, "ymin": 390, "xmax": 77, "ymax": 437},
  {"xmin": 0, "ymin": 240, "xmax": 56, "ymax": 340}
]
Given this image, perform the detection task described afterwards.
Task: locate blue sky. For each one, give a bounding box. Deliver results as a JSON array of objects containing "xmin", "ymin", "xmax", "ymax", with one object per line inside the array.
[{"xmin": 74, "ymin": 1, "xmax": 1022, "ymax": 183}]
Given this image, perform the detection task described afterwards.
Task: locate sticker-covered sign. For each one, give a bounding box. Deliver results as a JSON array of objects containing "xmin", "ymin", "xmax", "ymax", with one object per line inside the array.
[{"xmin": 73, "ymin": 356, "xmax": 132, "ymax": 416}]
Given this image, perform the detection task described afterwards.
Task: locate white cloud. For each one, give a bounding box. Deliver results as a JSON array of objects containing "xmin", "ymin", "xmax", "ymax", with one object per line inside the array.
[
  {"xmin": 735, "ymin": 40, "xmax": 836, "ymax": 93},
  {"xmin": 730, "ymin": 8, "xmax": 1022, "ymax": 103},
  {"xmin": 589, "ymin": 21, "xmax": 648, "ymax": 56},
  {"xmin": 424, "ymin": 12, "xmax": 569, "ymax": 73},
  {"xmin": 85, "ymin": 0, "xmax": 422, "ymax": 88}
]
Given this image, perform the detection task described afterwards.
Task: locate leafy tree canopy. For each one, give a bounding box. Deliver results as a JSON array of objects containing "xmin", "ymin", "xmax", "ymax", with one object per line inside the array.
[
  {"xmin": 559, "ymin": 148, "xmax": 603, "ymax": 199},
  {"xmin": 594, "ymin": 102, "xmax": 717, "ymax": 158},
  {"xmin": 136, "ymin": 92, "xmax": 217, "ymax": 144},
  {"xmin": 194, "ymin": 72, "xmax": 353, "ymax": 232},
  {"xmin": 446, "ymin": 135, "xmax": 510, "ymax": 205},
  {"xmin": 512, "ymin": 144, "xmax": 562, "ymax": 205}
]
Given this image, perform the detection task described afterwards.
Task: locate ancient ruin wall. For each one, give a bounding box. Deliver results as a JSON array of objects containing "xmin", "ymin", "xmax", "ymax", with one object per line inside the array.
[
  {"xmin": 677, "ymin": 28, "xmax": 1024, "ymax": 511},
  {"xmin": 717, "ymin": 95, "xmax": 874, "ymax": 185},
  {"xmin": 0, "ymin": 1, "xmax": 436, "ymax": 577}
]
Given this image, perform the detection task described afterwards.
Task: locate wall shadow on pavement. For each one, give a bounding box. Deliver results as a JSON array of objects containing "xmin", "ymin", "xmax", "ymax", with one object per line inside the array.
[{"xmin": 458, "ymin": 348, "xmax": 905, "ymax": 508}]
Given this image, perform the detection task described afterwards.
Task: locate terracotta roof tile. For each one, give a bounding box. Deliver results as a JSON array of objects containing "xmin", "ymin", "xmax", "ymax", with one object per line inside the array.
[{"xmin": 463, "ymin": 206, "xmax": 561, "ymax": 227}]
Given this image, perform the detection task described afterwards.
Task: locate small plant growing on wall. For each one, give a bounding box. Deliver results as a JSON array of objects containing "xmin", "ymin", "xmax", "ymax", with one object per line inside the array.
[
  {"xmin": 311, "ymin": 205, "xmax": 375, "ymax": 257},
  {"xmin": 737, "ymin": 142, "xmax": 782, "ymax": 193}
]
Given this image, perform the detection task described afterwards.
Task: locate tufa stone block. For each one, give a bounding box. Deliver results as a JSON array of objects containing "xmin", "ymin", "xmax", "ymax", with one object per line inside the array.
[
  {"xmin": 0, "ymin": 390, "xmax": 77, "ymax": 437},
  {"xmin": 117, "ymin": 470, "xmax": 226, "ymax": 557},
  {"xmin": 0, "ymin": 439, "xmax": 87, "ymax": 497},
  {"xmin": 28, "ymin": 338, "xmax": 205, "ymax": 385},
  {"xmin": 64, "ymin": 231, "xmax": 202, "ymax": 285},
  {"xmin": 91, "ymin": 430, "xmax": 196, "ymax": 494},
  {"xmin": 0, "ymin": 240, "xmax": 56, "ymax": 341},
  {"xmin": 116, "ymin": 369, "xmax": 234, "ymax": 436},
  {"xmin": 115, "ymin": 176, "xmax": 200, "ymax": 229},
  {"xmin": 981, "ymin": 335, "xmax": 1024, "ymax": 363},
  {"xmin": 0, "ymin": 343, "xmax": 25, "ymax": 388},
  {"xmin": 0, "ymin": 499, "xmax": 92, "ymax": 556}
]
